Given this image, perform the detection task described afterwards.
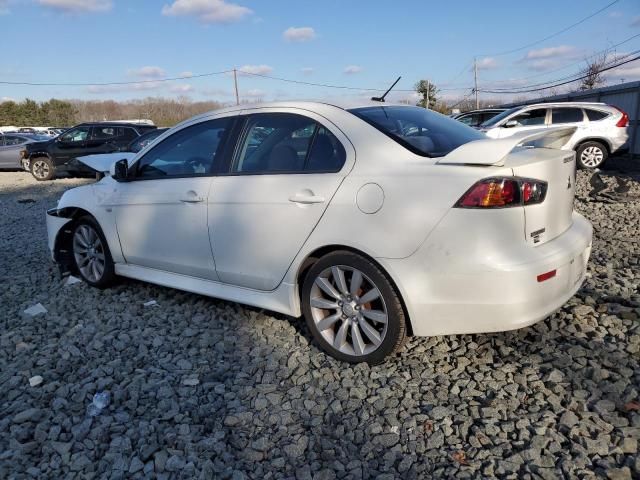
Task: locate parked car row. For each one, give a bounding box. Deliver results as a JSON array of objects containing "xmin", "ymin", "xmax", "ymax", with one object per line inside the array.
[{"xmin": 452, "ymin": 102, "xmax": 629, "ymax": 169}]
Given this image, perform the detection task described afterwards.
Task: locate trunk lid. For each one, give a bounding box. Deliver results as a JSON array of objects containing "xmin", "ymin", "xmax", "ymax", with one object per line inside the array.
[{"xmin": 505, "ymin": 147, "xmax": 576, "ymax": 246}]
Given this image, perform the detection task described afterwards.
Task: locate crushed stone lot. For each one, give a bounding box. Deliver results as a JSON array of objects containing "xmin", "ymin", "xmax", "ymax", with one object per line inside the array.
[{"xmin": 1, "ymin": 162, "xmax": 639, "ymax": 479}]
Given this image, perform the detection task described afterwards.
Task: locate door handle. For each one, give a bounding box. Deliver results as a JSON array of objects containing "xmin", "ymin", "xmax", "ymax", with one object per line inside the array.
[
  {"xmin": 288, "ymin": 192, "xmax": 325, "ymax": 204},
  {"xmin": 180, "ymin": 190, "xmax": 204, "ymax": 203}
]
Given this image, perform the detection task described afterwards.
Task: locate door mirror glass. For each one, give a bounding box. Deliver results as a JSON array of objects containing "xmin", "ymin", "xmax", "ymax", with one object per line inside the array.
[
  {"xmin": 504, "ymin": 120, "xmax": 518, "ymax": 128},
  {"xmin": 111, "ymin": 159, "xmax": 129, "ymax": 181}
]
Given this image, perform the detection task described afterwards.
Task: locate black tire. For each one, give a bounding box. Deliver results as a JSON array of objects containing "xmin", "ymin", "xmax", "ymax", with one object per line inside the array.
[
  {"xmin": 71, "ymin": 216, "xmax": 116, "ymax": 288},
  {"xmin": 576, "ymin": 141, "xmax": 608, "ymax": 169},
  {"xmin": 30, "ymin": 156, "xmax": 56, "ymax": 181},
  {"xmin": 301, "ymin": 250, "xmax": 407, "ymax": 364}
]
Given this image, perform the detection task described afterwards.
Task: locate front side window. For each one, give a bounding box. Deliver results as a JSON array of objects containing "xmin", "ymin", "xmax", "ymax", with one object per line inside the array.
[
  {"xmin": 59, "ymin": 127, "xmax": 90, "ymax": 143},
  {"xmin": 551, "ymin": 108, "xmax": 584, "ymax": 124},
  {"xmin": 350, "ymin": 106, "xmax": 485, "ymax": 157},
  {"xmin": 233, "ymin": 113, "xmax": 346, "ymax": 173},
  {"xmin": 510, "ymin": 108, "xmax": 547, "ymax": 127},
  {"xmin": 4, "ymin": 135, "xmax": 27, "ymax": 146},
  {"xmin": 135, "ymin": 118, "xmax": 231, "ymax": 179}
]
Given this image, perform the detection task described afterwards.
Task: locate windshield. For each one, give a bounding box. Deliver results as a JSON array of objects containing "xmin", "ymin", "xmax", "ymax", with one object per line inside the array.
[
  {"xmin": 480, "ymin": 106, "xmax": 520, "ymax": 128},
  {"xmin": 349, "ymin": 106, "xmax": 485, "ymax": 157}
]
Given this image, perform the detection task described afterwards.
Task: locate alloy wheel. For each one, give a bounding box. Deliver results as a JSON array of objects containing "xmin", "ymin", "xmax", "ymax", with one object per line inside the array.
[
  {"xmin": 32, "ymin": 159, "xmax": 50, "ymax": 179},
  {"xmin": 73, "ymin": 224, "xmax": 106, "ymax": 283},
  {"xmin": 580, "ymin": 146, "xmax": 604, "ymax": 168},
  {"xmin": 309, "ymin": 265, "xmax": 388, "ymax": 357}
]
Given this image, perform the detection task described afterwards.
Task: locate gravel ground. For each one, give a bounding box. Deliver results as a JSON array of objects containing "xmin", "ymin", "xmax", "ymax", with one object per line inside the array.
[{"xmin": 1, "ymin": 161, "xmax": 639, "ymax": 480}]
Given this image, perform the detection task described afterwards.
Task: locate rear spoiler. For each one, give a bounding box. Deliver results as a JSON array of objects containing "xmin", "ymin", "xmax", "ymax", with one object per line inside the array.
[{"xmin": 437, "ymin": 126, "xmax": 577, "ymax": 167}]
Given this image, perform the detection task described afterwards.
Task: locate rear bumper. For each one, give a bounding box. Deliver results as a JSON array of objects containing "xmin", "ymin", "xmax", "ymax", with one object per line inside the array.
[{"xmin": 383, "ymin": 212, "xmax": 593, "ymax": 336}]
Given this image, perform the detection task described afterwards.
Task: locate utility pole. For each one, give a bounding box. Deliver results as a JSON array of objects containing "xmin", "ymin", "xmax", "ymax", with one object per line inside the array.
[
  {"xmin": 425, "ymin": 80, "xmax": 430, "ymax": 110},
  {"xmin": 473, "ymin": 57, "xmax": 479, "ymax": 110},
  {"xmin": 233, "ymin": 68, "xmax": 240, "ymax": 106}
]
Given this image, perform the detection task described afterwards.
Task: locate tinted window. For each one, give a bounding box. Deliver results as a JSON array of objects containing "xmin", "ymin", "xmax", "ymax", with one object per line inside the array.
[
  {"xmin": 586, "ymin": 109, "xmax": 609, "ymax": 121},
  {"xmin": 129, "ymin": 128, "xmax": 167, "ymax": 153},
  {"xmin": 551, "ymin": 108, "xmax": 584, "ymax": 124},
  {"xmin": 59, "ymin": 127, "xmax": 90, "ymax": 143},
  {"xmin": 511, "ymin": 109, "xmax": 547, "ymax": 126},
  {"xmin": 306, "ymin": 127, "xmax": 346, "ymax": 172},
  {"xmin": 4, "ymin": 135, "xmax": 27, "ymax": 146},
  {"xmin": 233, "ymin": 114, "xmax": 315, "ymax": 173},
  {"xmin": 121, "ymin": 128, "xmax": 138, "ymax": 142},
  {"xmin": 91, "ymin": 126, "xmax": 119, "ymax": 140},
  {"xmin": 481, "ymin": 107, "xmax": 520, "ymax": 127},
  {"xmin": 350, "ymin": 106, "xmax": 485, "ymax": 157},
  {"xmin": 135, "ymin": 118, "xmax": 230, "ymax": 178}
]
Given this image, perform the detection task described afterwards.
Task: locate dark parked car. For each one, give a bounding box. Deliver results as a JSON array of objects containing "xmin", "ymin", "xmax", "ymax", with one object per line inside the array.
[
  {"xmin": 453, "ymin": 109, "xmax": 506, "ymax": 128},
  {"xmin": 0, "ymin": 134, "xmax": 50, "ymax": 169},
  {"xmin": 22, "ymin": 122, "xmax": 156, "ymax": 181}
]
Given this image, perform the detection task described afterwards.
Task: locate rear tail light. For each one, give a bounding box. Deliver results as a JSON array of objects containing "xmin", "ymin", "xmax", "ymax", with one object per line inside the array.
[
  {"xmin": 613, "ymin": 106, "xmax": 629, "ymax": 127},
  {"xmin": 455, "ymin": 177, "xmax": 547, "ymax": 209}
]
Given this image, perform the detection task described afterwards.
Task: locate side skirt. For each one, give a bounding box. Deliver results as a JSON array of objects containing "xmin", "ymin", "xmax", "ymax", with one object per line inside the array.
[{"xmin": 114, "ymin": 263, "xmax": 301, "ymax": 317}]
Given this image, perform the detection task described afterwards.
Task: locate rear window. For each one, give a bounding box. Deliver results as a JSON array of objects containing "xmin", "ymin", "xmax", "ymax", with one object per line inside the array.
[
  {"xmin": 585, "ymin": 109, "xmax": 609, "ymax": 121},
  {"xmin": 349, "ymin": 106, "xmax": 485, "ymax": 157}
]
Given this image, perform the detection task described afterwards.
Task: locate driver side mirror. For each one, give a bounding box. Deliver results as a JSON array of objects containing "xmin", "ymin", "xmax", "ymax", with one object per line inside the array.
[
  {"xmin": 504, "ymin": 120, "xmax": 518, "ymax": 128},
  {"xmin": 111, "ymin": 159, "xmax": 130, "ymax": 182}
]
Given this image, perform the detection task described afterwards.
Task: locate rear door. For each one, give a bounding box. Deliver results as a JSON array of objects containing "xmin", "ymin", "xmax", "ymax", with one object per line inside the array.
[
  {"xmin": 86, "ymin": 126, "xmax": 121, "ymax": 154},
  {"xmin": 549, "ymin": 107, "xmax": 587, "ymax": 149},
  {"xmin": 208, "ymin": 109, "xmax": 352, "ymax": 291}
]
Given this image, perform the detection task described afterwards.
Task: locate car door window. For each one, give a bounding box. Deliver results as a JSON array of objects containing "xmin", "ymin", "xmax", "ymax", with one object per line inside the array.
[
  {"xmin": 585, "ymin": 109, "xmax": 609, "ymax": 121},
  {"xmin": 510, "ymin": 109, "xmax": 547, "ymax": 127},
  {"xmin": 305, "ymin": 127, "xmax": 346, "ymax": 172},
  {"xmin": 4, "ymin": 135, "xmax": 27, "ymax": 146},
  {"xmin": 59, "ymin": 127, "xmax": 90, "ymax": 143},
  {"xmin": 135, "ymin": 117, "xmax": 231, "ymax": 179},
  {"xmin": 457, "ymin": 115, "xmax": 475, "ymax": 126},
  {"xmin": 233, "ymin": 113, "xmax": 318, "ymax": 173},
  {"xmin": 551, "ymin": 108, "xmax": 584, "ymax": 124},
  {"xmin": 91, "ymin": 126, "xmax": 119, "ymax": 141},
  {"xmin": 120, "ymin": 128, "xmax": 138, "ymax": 142}
]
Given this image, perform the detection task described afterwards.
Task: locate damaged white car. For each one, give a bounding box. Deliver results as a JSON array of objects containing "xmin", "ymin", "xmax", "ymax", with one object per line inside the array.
[{"xmin": 46, "ymin": 102, "xmax": 592, "ymax": 363}]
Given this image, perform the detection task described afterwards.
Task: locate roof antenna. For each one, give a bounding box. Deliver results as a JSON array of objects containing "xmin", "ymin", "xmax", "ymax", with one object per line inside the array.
[{"xmin": 371, "ymin": 76, "xmax": 401, "ymax": 102}]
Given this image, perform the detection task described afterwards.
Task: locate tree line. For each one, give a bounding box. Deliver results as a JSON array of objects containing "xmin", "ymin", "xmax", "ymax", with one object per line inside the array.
[{"xmin": 0, "ymin": 97, "xmax": 224, "ymax": 127}]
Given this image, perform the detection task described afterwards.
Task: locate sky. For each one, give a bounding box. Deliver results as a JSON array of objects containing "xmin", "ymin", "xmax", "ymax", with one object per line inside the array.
[{"xmin": 1, "ymin": 0, "xmax": 639, "ymax": 105}]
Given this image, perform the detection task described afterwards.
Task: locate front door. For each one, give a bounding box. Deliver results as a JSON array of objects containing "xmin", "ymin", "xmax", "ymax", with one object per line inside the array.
[
  {"xmin": 51, "ymin": 126, "xmax": 91, "ymax": 163},
  {"xmin": 497, "ymin": 108, "xmax": 549, "ymax": 138},
  {"xmin": 110, "ymin": 117, "xmax": 233, "ymax": 280},
  {"xmin": 0, "ymin": 135, "xmax": 28, "ymax": 168},
  {"xmin": 209, "ymin": 111, "xmax": 350, "ymax": 291}
]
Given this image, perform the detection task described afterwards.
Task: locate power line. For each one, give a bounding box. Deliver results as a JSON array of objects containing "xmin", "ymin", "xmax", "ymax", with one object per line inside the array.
[
  {"xmin": 479, "ymin": 0, "xmax": 620, "ymax": 57},
  {"xmin": 0, "ymin": 70, "xmax": 233, "ymax": 86},
  {"xmin": 479, "ymin": 54, "xmax": 640, "ymax": 94}
]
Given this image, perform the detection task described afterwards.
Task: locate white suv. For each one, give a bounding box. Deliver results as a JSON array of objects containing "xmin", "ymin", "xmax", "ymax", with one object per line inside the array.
[{"xmin": 480, "ymin": 102, "xmax": 629, "ymax": 169}]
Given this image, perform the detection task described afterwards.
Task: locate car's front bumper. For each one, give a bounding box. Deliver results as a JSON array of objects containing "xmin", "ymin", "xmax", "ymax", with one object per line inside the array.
[
  {"xmin": 46, "ymin": 208, "xmax": 73, "ymax": 261},
  {"xmin": 382, "ymin": 212, "xmax": 593, "ymax": 337}
]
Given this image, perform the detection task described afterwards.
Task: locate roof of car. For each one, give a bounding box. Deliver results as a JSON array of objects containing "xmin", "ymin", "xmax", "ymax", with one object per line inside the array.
[
  {"xmin": 75, "ymin": 122, "xmax": 156, "ymax": 128},
  {"xmin": 510, "ymin": 102, "xmax": 611, "ymax": 110},
  {"xmin": 455, "ymin": 108, "xmax": 506, "ymax": 115}
]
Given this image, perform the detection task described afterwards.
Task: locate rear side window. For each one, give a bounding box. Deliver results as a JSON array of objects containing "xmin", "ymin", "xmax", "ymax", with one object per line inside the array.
[
  {"xmin": 551, "ymin": 108, "xmax": 584, "ymax": 124},
  {"xmin": 585, "ymin": 109, "xmax": 609, "ymax": 121},
  {"xmin": 350, "ymin": 106, "xmax": 485, "ymax": 157},
  {"xmin": 233, "ymin": 113, "xmax": 345, "ymax": 173}
]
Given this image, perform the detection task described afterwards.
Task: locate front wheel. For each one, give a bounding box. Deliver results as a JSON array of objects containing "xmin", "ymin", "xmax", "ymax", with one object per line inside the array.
[
  {"xmin": 301, "ymin": 251, "xmax": 407, "ymax": 364},
  {"xmin": 31, "ymin": 157, "xmax": 56, "ymax": 181},
  {"xmin": 72, "ymin": 217, "xmax": 116, "ymax": 288},
  {"xmin": 576, "ymin": 141, "xmax": 608, "ymax": 169}
]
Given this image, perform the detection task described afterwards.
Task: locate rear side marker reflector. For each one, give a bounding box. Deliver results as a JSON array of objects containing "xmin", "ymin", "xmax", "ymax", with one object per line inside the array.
[{"xmin": 537, "ymin": 270, "xmax": 556, "ymax": 282}]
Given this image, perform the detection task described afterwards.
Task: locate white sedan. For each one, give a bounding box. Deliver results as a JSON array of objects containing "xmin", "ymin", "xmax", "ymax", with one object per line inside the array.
[{"xmin": 46, "ymin": 102, "xmax": 592, "ymax": 363}]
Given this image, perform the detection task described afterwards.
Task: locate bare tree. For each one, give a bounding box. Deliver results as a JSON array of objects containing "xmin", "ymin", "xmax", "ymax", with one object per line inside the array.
[{"xmin": 578, "ymin": 53, "xmax": 608, "ymax": 91}]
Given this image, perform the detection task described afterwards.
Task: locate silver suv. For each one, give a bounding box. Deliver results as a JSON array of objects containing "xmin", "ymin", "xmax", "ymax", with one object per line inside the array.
[{"xmin": 480, "ymin": 102, "xmax": 629, "ymax": 169}]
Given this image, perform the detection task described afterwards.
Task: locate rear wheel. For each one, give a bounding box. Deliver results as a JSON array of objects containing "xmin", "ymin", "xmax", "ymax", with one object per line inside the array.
[
  {"xmin": 31, "ymin": 157, "xmax": 56, "ymax": 181},
  {"xmin": 576, "ymin": 141, "xmax": 608, "ymax": 169},
  {"xmin": 72, "ymin": 217, "xmax": 116, "ymax": 288},
  {"xmin": 301, "ymin": 251, "xmax": 406, "ymax": 364}
]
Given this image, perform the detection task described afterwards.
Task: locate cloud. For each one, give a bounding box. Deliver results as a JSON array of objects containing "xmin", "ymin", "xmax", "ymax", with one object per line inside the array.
[
  {"xmin": 344, "ymin": 65, "xmax": 363, "ymax": 74},
  {"xmin": 301, "ymin": 67, "xmax": 314, "ymax": 75},
  {"xmin": 201, "ymin": 87, "xmax": 231, "ymax": 96},
  {"xmin": 283, "ymin": 26, "xmax": 316, "ymax": 42},
  {"xmin": 605, "ymin": 64, "xmax": 640, "ymax": 82},
  {"xmin": 244, "ymin": 88, "xmax": 266, "ymax": 98},
  {"xmin": 37, "ymin": 0, "xmax": 112, "ymax": 13},
  {"xmin": 169, "ymin": 83, "xmax": 194, "ymax": 93},
  {"xmin": 524, "ymin": 45, "xmax": 576, "ymax": 60},
  {"xmin": 161, "ymin": 0, "xmax": 252, "ymax": 24},
  {"xmin": 1, "ymin": 96, "xmax": 16, "ymax": 103},
  {"xmin": 127, "ymin": 66, "xmax": 166, "ymax": 79},
  {"xmin": 0, "ymin": 0, "xmax": 9, "ymax": 15},
  {"xmin": 86, "ymin": 82, "xmax": 162, "ymax": 94},
  {"xmin": 179, "ymin": 71, "xmax": 194, "ymax": 78},
  {"xmin": 631, "ymin": 16, "xmax": 640, "ymax": 27},
  {"xmin": 237, "ymin": 64, "xmax": 273, "ymax": 75},
  {"xmin": 476, "ymin": 57, "xmax": 498, "ymax": 70}
]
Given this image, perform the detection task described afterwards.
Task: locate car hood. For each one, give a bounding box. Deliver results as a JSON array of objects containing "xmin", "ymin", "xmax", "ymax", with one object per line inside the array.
[
  {"xmin": 25, "ymin": 140, "xmax": 53, "ymax": 150},
  {"xmin": 76, "ymin": 152, "xmax": 136, "ymax": 173}
]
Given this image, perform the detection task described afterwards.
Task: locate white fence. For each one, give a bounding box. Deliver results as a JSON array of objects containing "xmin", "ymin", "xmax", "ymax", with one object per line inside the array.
[{"xmin": 500, "ymin": 80, "xmax": 640, "ymax": 157}]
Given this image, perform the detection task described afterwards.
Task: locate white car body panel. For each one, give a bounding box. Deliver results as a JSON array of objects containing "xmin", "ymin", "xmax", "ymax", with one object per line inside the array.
[
  {"xmin": 46, "ymin": 101, "xmax": 593, "ymax": 337},
  {"xmin": 76, "ymin": 152, "xmax": 136, "ymax": 174}
]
